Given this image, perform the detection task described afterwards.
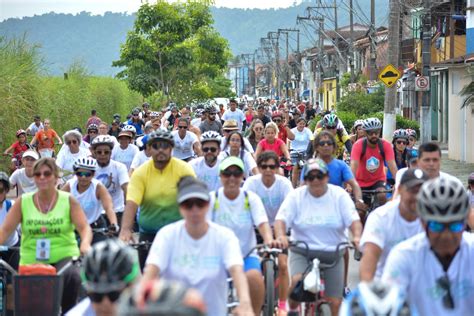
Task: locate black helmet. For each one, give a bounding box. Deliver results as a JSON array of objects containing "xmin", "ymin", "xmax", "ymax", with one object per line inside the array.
[{"xmin": 148, "ymin": 130, "xmax": 174, "ymax": 147}]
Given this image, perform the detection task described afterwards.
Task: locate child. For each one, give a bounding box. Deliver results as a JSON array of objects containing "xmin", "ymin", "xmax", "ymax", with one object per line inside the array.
[{"xmin": 3, "ymin": 129, "xmax": 30, "ymax": 171}]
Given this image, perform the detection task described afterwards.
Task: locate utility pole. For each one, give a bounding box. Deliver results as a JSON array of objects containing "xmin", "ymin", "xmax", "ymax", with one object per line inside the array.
[
  {"xmin": 369, "ymin": 0, "xmax": 377, "ymax": 80},
  {"xmin": 349, "ymin": 0, "xmax": 355, "ymax": 83},
  {"xmin": 382, "ymin": 0, "xmax": 400, "ymax": 140},
  {"xmin": 269, "ymin": 32, "xmax": 281, "ymax": 99},
  {"xmin": 420, "ymin": 0, "xmax": 432, "ymax": 142}
]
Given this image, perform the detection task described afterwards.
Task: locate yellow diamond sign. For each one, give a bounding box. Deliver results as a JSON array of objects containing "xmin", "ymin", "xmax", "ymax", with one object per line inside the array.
[{"xmin": 378, "ymin": 64, "xmax": 401, "ymax": 88}]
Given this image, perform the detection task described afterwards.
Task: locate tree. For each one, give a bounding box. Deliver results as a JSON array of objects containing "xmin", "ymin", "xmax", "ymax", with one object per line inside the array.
[{"xmin": 112, "ymin": 0, "xmax": 232, "ymax": 103}]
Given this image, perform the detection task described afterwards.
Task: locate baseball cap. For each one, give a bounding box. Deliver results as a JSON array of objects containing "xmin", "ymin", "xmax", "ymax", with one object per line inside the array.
[
  {"xmin": 303, "ymin": 158, "xmax": 328, "ymax": 177},
  {"xmin": 219, "ymin": 156, "xmax": 244, "ymax": 172},
  {"xmin": 222, "ymin": 120, "xmax": 239, "ymax": 131},
  {"xmin": 22, "ymin": 150, "xmax": 39, "ymax": 160},
  {"xmin": 118, "ymin": 131, "xmax": 133, "ymax": 138},
  {"xmin": 400, "ymin": 168, "xmax": 428, "ymax": 188},
  {"xmin": 177, "ymin": 177, "xmax": 210, "ymax": 203}
]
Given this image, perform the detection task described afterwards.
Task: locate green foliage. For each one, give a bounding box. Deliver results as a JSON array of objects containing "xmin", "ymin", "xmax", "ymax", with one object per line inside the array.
[
  {"xmin": 336, "ymin": 88, "xmax": 385, "ymax": 116},
  {"xmin": 113, "ymin": 0, "xmax": 232, "ymax": 103}
]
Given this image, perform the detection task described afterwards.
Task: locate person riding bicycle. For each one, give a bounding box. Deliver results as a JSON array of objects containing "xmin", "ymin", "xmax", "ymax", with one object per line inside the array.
[
  {"xmin": 111, "ymin": 127, "xmax": 139, "ymax": 171},
  {"xmin": 30, "ymin": 118, "xmax": 63, "ymax": 158},
  {"xmin": 309, "ymin": 113, "xmax": 352, "ymax": 160},
  {"xmin": 56, "ymin": 130, "xmax": 91, "ymax": 181},
  {"xmin": 84, "ymin": 123, "xmax": 99, "ymax": 145},
  {"xmin": 62, "ymin": 157, "xmax": 119, "ymax": 244},
  {"xmin": 222, "ymin": 99, "xmax": 246, "ymax": 131},
  {"xmin": 3, "ymin": 129, "xmax": 31, "ymax": 171},
  {"xmin": 137, "ymin": 176, "xmax": 253, "ymax": 316},
  {"xmin": 66, "ymin": 238, "xmax": 140, "ymax": 316},
  {"xmin": 199, "ymin": 104, "xmax": 223, "ymax": 135},
  {"xmin": 382, "ymin": 177, "xmax": 473, "ymax": 314},
  {"xmin": 221, "ymin": 131, "xmax": 258, "ymax": 178},
  {"xmin": 349, "ymin": 119, "xmax": 365, "ymax": 145},
  {"xmin": 9, "ymin": 149, "xmax": 39, "ymax": 195},
  {"xmin": 0, "ymin": 172, "xmax": 20, "ymax": 270},
  {"xmin": 0, "ymin": 158, "xmax": 92, "ymax": 313},
  {"xmin": 271, "ymin": 111, "xmax": 295, "ymax": 144},
  {"xmin": 406, "ymin": 129, "xmax": 417, "ymax": 149},
  {"xmin": 171, "ymin": 118, "xmax": 202, "ymax": 162},
  {"xmin": 274, "ymin": 158, "xmax": 362, "ymax": 316},
  {"xmin": 359, "ymin": 169, "xmax": 428, "ymax": 282},
  {"xmin": 255, "ymin": 122, "xmax": 291, "ymax": 168},
  {"xmin": 386, "ymin": 129, "xmax": 409, "ymax": 186},
  {"xmin": 25, "ymin": 115, "xmax": 43, "ymax": 137},
  {"xmin": 350, "ymin": 118, "xmax": 398, "ymax": 208},
  {"xmin": 119, "ymin": 130, "xmax": 195, "ymax": 269},
  {"xmin": 289, "ymin": 117, "xmax": 312, "ymax": 187},
  {"xmin": 127, "ymin": 108, "xmax": 144, "ymax": 136},
  {"xmin": 209, "ymin": 156, "xmax": 277, "ymax": 314}
]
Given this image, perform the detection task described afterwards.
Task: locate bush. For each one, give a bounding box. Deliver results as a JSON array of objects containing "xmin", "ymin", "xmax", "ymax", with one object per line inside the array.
[{"xmin": 337, "ymin": 88, "xmax": 385, "ymax": 116}]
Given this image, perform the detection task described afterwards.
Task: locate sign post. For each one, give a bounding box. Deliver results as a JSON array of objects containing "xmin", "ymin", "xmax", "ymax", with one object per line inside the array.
[
  {"xmin": 415, "ymin": 76, "xmax": 430, "ymax": 91},
  {"xmin": 378, "ymin": 64, "xmax": 402, "ymax": 88}
]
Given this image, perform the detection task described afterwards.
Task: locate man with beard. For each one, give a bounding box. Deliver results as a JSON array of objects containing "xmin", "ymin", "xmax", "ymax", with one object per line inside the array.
[
  {"xmin": 189, "ymin": 131, "xmax": 223, "ymax": 192},
  {"xmin": 199, "ymin": 104, "xmax": 223, "ymax": 134},
  {"xmin": 350, "ymin": 118, "xmax": 397, "ymax": 206},
  {"xmin": 119, "ymin": 130, "xmax": 195, "ymax": 269}
]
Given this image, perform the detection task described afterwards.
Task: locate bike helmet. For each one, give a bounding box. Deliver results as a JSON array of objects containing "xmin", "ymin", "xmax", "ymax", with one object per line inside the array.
[
  {"xmin": 200, "ymin": 131, "xmax": 221, "ymax": 145},
  {"xmin": 0, "ymin": 172, "xmax": 10, "ymax": 192},
  {"xmin": 132, "ymin": 108, "xmax": 140, "ymax": 115},
  {"xmin": 362, "ymin": 118, "xmax": 382, "ymax": 131},
  {"xmin": 271, "ymin": 111, "xmax": 283, "ymax": 119},
  {"xmin": 194, "ymin": 108, "xmax": 204, "ymax": 118},
  {"xmin": 87, "ymin": 124, "xmax": 99, "ymax": 132},
  {"xmin": 82, "ymin": 239, "xmax": 139, "ymax": 293},
  {"xmin": 149, "ymin": 111, "xmax": 160, "ymax": 118},
  {"xmin": 73, "ymin": 157, "xmax": 97, "ymax": 172},
  {"xmin": 417, "ymin": 177, "xmax": 470, "ymax": 222},
  {"xmin": 322, "ymin": 113, "xmax": 339, "ymax": 128},
  {"xmin": 117, "ymin": 279, "xmax": 206, "ymax": 316},
  {"xmin": 16, "ymin": 129, "xmax": 27, "ymax": 137},
  {"xmin": 91, "ymin": 135, "xmax": 115, "ymax": 149},
  {"xmin": 353, "ymin": 120, "xmax": 364, "ymax": 129},
  {"xmin": 340, "ymin": 281, "xmax": 413, "ymax": 316},
  {"xmin": 392, "ymin": 129, "xmax": 409, "ymax": 141},
  {"xmin": 113, "ymin": 113, "xmax": 121, "ymax": 120},
  {"xmin": 406, "ymin": 129, "xmax": 417, "ymax": 139},
  {"xmin": 147, "ymin": 130, "xmax": 174, "ymax": 146},
  {"xmin": 122, "ymin": 124, "xmax": 137, "ymax": 136},
  {"xmin": 204, "ymin": 104, "xmax": 217, "ymax": 114}
]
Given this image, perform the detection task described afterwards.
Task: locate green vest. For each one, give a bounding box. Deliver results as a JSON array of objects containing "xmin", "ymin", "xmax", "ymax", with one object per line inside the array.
[{"xmin": 20, "ymin": 191, "xmax": 79, "ymax": 265}]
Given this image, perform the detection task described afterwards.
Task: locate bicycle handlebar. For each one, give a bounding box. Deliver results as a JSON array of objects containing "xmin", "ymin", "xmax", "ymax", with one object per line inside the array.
[
  {"xmin": 361, "ymin": 189, "xmax": 393, "ymax": 194},
  {"xmin": 244, "ymin": 244, "xmax": 283, "ymax": 258},
  {"xmin": 290, "ymin": 241, "xmax": 353, "ymax": 270}
]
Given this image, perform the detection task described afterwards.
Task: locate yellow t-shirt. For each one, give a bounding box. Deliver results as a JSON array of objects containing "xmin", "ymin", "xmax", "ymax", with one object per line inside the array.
[
  {"xmin": 314, "ymin": 128, "xmax": 351, "ymax": 158},
  {"xmin": 127, "ymin": 158, "xmax": 196, "ymax": 233}
]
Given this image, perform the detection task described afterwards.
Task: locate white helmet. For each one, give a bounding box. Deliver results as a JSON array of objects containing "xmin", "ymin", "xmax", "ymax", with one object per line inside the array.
[
  {"xmin": 200, "ymin": 131, "xmax": 222, "ymax": 145},
  {"xmin": 417, "ymin": 177, "xmax": 470, "ymax": 222},
  {"xmin": 91, "ymin": 135, "xmax": 115, "ymax": 149},
  {"xmin": 122, "ymin": 124, "xmax": 137, "ymax": 136},
  {"xmin": 362, "ymin": 118, "xmax": 382, "ymax": 131},
  {"xmin": 73, "ymin": 157, "xmax": 97, "ymax": 171}
]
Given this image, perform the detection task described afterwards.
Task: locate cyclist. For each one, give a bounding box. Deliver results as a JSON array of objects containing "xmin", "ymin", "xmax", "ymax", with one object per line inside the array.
[
  {"xmin": 271, "ymin": 111, "xmax": 295, "ymax": 144},
  {"xmin": 242, "ymin": 151, "xmax": 293, "ymax": 315},
  {"xmin": 221, "ymin": 120, "xmax": 254, "ymax": 153},
  {"xmin": 25, "ymin": 115, "xmax": 43, "ymax": 137},
  {"xmin": 255, "ymin": 104, "xmax": 271, "ymax": 126},
  {"xmin": 90, "ymin": 135, "xmax": 129, "ymax": 224},
  {"xmin": 62, "ymin": 158, "xmax": 119, "ymax": 244},
  {"xmin": 0, "ymin": 158, "xmax": 92, "ymax": 313},
  {"xmin": 274, "ymin": 158, "xmax": 362, "ymax": 316},
  {"xmin": 127, "ymin": 108, "xmax": 144, "ymax": 135},
  {"xmin": 139, "ymin": 177, "xmax": 253, "ymax": 316},
  {"xmin": 109, "ymin": 119, "xmax": 122, "ymax": 138},
  {"xmin": 221, "ymin": 131, "xmax": 258, "ymax": 177},
  {"xmin": 209, "ymin": 156, "xmax": 276, "ymax": 314},
  {"xmin": 359, "ymin": 169, "xmax": 428, "ymax": 281},
  {"xmin": 86, "ymin": 109, "xmax": 102, "ymax": 129},
  {"xmin": 222, "ymin": 99, "xmax": 246, "ymax": 131},
  {"xmin": 84, "ymin": 123, "xmax": 99, "ymax": 145},
  {"xmin": 171, "ymin": 118, "xmax": 202, "ymax": 162},
  {"xmin": 349, "ymin": 119, "xmax": 365, "ymax": 144},
  {"xmin": 112, "ymin": 128, "xmax": 139, "ymax": 171},
  {"xmin": 139, "ymin": 102, "xmax": 151, "ymax": 121},
  {"xmin": 119, "ymin": 130, "xmax": 195, "ymax": 269},
  {"xmin": 9, "ymin": 149, "xmax": 39, "ymax": 195},
  {"xmin": 406, "ymin": 129, "xmax": 417, "ymax": 149},
  {"xmin": 30, "ymin": 118, "xmax": 63, "ymax": 158},
  {"xmin": 199, "ymin": 104, "xmax": 223, "ymax": 134},
  {"xmin": 56, "ymin": 130, "xmax": 91, "ymax": 181},
  {"xmin": 386, "ymin": 129, "xmax": 409, "ymax": 186},
  {"xmin": 382, "ymin": 177, "xmax": 473, "ymax": 314},
  {"xmin": 189, "ymin": 131, "xmax": 223, "ymax": 192},
  {"xmin": 3, "ymin": 129, "xmax": 30, "ymax": 171},
  {"xmin": 289, "ymin": 117, "xmax": 312, "ymax": 187},
  {"xmin": 255, "ymin": 122, "xmax": 291, "ymax": 164},
  {"xmin": 66, "ymin": 238, "xmax": 139, "ymax": 316},
  {"xmin": 129, "ymin": 135, "xmax": 151, "ymax": 176},
  {"xmin": 247, "ymin": 119, "xmax": 265, "ymax": 151},
  {"xmin": 309, "ymin": 113, "xmax": 352, "ymax": 160},
  {"xmin": 416, "ymin": 142, "xmax": 463, "ymax": 184},
  {"xmin": 0, "ymin": 172, "xmax": 19, "ymax": 270},
  {"xmin": 162, "ymin": 105, "xmax": 181, "ymax": 131},
  {"xmin": 350, "ymin": 118, "xmax": 398, "ymax": 207}
]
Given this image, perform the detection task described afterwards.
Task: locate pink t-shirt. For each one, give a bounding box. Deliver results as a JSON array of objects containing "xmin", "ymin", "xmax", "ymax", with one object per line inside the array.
[
  {"xmin": 351, "ymin": 138, "xmax": 394, "ymax": 187},
  {"xmin": 258, "ymin": 138, "xmax": 285, "ymax": 157}
]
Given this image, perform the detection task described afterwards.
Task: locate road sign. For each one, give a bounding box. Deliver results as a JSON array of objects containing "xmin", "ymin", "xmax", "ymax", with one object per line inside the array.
[
  {"xmin": 378, "ymin": 64, "xmax": 402, "ymax": 88},
  {"xmin": 415, "ymin": 76, "xmax": 430, "ymax": 91}
]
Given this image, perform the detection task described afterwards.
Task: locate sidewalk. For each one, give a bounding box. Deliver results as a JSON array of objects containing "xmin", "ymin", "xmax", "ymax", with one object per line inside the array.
[{"xmin": 441, "ymin": 151, "xmax": 474, "ymax": 185}]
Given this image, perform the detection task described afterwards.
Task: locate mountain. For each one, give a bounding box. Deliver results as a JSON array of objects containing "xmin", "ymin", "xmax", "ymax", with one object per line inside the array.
[{"xmin": 0, "ymin": 0, "xmax": 388, "ymax": 76}]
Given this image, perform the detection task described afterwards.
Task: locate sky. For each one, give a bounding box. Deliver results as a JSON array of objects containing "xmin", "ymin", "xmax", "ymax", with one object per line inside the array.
[{"xmin": 0, "ymin": 0, "xmax": 303, "ymax": 21}]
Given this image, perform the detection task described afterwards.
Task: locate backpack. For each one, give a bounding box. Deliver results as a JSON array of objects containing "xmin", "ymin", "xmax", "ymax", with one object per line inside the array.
[
  {"xmin": 212, "ymin": 189, "xmax": 250, "ymax": 222},
  {"xmin": 360, "ymin": 138, "xmax": 386, "ymax": 162},
  {"xmin": 5, "ymin": 200, "xmax": 12, "ymax": 212}
]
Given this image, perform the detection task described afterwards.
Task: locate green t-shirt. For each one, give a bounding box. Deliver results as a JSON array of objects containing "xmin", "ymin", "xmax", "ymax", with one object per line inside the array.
[{"xmin": 20, "ymin": 191, "xmax": 79, "ymax": 265}]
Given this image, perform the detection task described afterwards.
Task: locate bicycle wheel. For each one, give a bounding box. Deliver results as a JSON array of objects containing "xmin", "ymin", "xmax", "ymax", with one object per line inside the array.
[
  {"xmin": 316, "ymin": 302, "xmax": 331, "ymax": 316},
  {"xmin": 262, "ymin": 259, "xmax": 275, "ymax": 316}
]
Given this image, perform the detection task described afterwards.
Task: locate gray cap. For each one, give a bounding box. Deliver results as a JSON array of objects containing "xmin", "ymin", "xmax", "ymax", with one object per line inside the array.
[
  {"xmin": 400, "ymin": 168, "xmax": 428, "ymax": 188},
  {"xmin": 177, "ymin": 177, "xmax": 210, "ymax": 203}
]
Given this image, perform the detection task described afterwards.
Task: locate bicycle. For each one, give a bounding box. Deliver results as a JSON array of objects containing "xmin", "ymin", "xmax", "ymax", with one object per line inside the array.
[
  {"xmin": 289, "ymin": 241, "xmax": 354, "ymax": 316},
  {"xmin": 289, "ymin": 150, "xmax": 306, "ymax": 187},
  {"xmin": 0, "ymin": 246, "xmax": 19, "ymax": 316},
  {"xmin": 357, "ymin": 188, "xmax": 393, "ymax": 225},
  {"xmin": 226, "ymin": 277, "xmax": 239, "ymax": 315}
]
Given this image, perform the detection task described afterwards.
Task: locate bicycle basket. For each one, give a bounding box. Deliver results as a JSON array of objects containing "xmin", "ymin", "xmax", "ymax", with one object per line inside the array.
[
  {"xmin": 14, "ymin": 274, "xmax": 63, "ymax": 316},
  {"xmin": 19, "ymin": 264, "xmax": 57, "ymax": 275}
]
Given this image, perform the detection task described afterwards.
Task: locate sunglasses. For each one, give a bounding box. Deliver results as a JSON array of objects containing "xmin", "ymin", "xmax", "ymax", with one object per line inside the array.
[
  {"xmin": 304, "ymin": 171, "xmax": 326, "ymax": 181},
  {"xmin": 178, "ymin": 126, "xmax": 188, "ymax": 129},
  {"xmin": 221, "ymin": 169, "xmax": 244, "ymax": 178},
  {"xmin": 318, "ymin": 141, "xmax": 334, "ymax": 147},
  {"xmin": 76, "ymin": 171, "xmax": 93, "ymax": 178},
  {"xmin": 202, "ymin": 147, "xmax": 218, "ymax": 153},
  {"xmin": 88, "ymin": 290, "xmax": 122, "ymax": 303},
  {"xmin": 208, "ymin": 113, "xmax": 216, "ymax": 116},
  {"xmin": 436, "ymin": 275, "xmax": 454, "ymax": 309},
  {"xmin": 95, "ymin": 150, "xmax": 111, "ymax": 155},
  {"xmin": 151, "ymin": 142, "xmax": 171, "ymax": 150},
  {"xmin": 259, "ymin": 164, "xmax": 278, "ymax": 170},
  {"xmin": 89, "ymin": 131, "xmax": 98, "ymax": 134},
  {"xmin": 396, "ymin": 140, "xmax": 407, "ymax": 145},
  {"xmin": 427, "ymin": 221, "xmax": 465, "ymax": 233},
  {"xmin": 132, "ymin": 114, "xmax": 139, "ymax": 116},
  {"xmin": 181, "ymin": 198, "xmax": 208, "ymax": 209},
  {"xmin": 273, "ymin": 119, "xmax": 282, "ymax": 123},
  {"xmin": 33, "ymin": 170, "xmax": 53, "ymax": 178},
  {"xmin": 66, "ymin": 140, "xmax": 78, "ymax": 145}
]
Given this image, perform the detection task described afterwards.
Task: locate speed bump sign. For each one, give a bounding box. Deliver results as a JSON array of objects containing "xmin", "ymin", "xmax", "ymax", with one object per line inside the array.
[{"xmin": 378, "ymin": 64, "xmax": 402, "ymax": 88}]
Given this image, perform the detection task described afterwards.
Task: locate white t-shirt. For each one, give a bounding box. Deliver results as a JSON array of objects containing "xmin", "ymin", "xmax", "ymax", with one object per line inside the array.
[
  {"xmin": 221, "ymin": 137, "xmax": 254, "ymax": 153},
  {"xmin": 0, "ymin": 200, "xmax": 19, "ymax": 246},
  {"xmin": 130, "ymin": 151, "xmax": 150, "ymax": 171},
  {"xmin": 56, "ymin": 147, "xmax": 90, "ymax": 180},
  {"xmin": 111, "ymin": 143, "xmax": 139, "ymax": 171},
  {"xmin": 172, "ymin": 131, "xmax": 198, "ymax": 160},
  {"xmin": 219, "ymin": 151, "xmax": 257, "ymax": 178},
  {"xmin": 27, "ymin": 122, "xmax": 43, "ymax": 136},
  {"xmin": 290, "ymin": 127, "xmax": 313, "ymax": 152},
  {"xmin": 208, "ymin": 188, "xmax": 268, "ymax": 257},
  {"xmin": 395, "ymin": 170, "xmax": 463, "ymax": 191},
  {"xmin": 276, "ymin": 184, "xmax": 360, "ymax": 251},
  {"xmin": 146, "ymin": 220, "xmax": 243, "ymax": 316},
  {"xmin": 68, "ymin": 177, "xmax": 102, "ymax": 224},
  {"xmin": 65, "ymin": 297, "xmax": 95, "ymax": 316},
  {"xmin": 94, "ymin": 160, "xmax": 129, "ymax": 213},
  {"xmin": 360, "ymin": 199, "xmax": 423, "ymax": 278},
  {"xmin": 243, "ymin": 174, "xmax": 293, "ymax": 225},
  {"xmin": 189, "ymin": 156, "xmax": 223, "ymax": 192},
  {"xmin": 222, "ymin": 109, "xmax": 245, "ymax": 130},
  {"xmin": 382, "ymin": 233, "xmax": 474, "ymax": 315},
  {"xmin": 191, "ymin": 117, "xmax": 202, "ymax": 128},
  {"xmin": 9, "ymin": 168, "xmax": 36, "ymax": 195}
]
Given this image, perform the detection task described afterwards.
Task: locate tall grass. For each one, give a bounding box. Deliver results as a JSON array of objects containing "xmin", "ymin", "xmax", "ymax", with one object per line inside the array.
[{"xmin": 1, "ymin": 36, "xmax": 142, "ymax": 170}]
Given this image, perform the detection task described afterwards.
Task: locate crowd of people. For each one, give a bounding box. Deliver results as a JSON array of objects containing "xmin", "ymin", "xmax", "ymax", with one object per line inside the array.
[{"xmin": 0, "ymin": 98, "xmax": 473, "ymax": 316}]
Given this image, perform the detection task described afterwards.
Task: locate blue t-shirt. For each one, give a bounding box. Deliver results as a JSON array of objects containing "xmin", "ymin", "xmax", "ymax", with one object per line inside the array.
[{"xmin": 327, "ymin": 158, "xmax": 354, "ymax": 187}]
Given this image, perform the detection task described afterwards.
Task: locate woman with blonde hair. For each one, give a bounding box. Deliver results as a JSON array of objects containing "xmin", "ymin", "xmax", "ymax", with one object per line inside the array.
[{"xmin": 255, "ymin": 122, "xmax": 291, "ymax": 163}]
